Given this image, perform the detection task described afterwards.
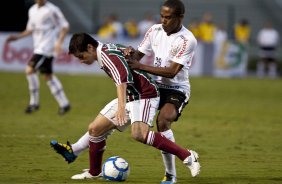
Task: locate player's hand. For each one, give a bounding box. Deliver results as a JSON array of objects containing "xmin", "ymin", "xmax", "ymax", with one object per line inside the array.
[
  {"xmin": 54, "ymin": 42, "xmax": 63, "ymax": 55},
  {"xmin": 115, "ymin": 108, "xmax": 127, "ymax": 126},
  {"xmin": 123, "ymin": 46, "xmax": 135, "ymax": 60},
  {"xmin": 128, "ymin": 60, "xmax": 141, "ymax": 70},
  {"xmin": 6, "ymin": 35, "xmax": 18, "ymax": 42}
]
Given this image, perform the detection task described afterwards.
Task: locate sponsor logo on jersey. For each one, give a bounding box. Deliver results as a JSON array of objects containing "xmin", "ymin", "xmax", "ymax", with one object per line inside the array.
[
  {"xmin": 170, "ymin": 45, "xmax": 178, "ymax": 56},
  {"xmin": 154, "ymin": 57, "xmax": 162, "ymax": 67},
  {"xmin": 176, "ymin": 35, "xmax": 188, "ymax": 58},
  {"xmin": 157, "ymin": 83, "xmax": 180, "ymax": 90}
]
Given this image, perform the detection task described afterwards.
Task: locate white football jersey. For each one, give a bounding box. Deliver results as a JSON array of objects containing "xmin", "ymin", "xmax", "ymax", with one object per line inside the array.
[
  {"xmin": 257, "ymin": 28, "xmax": 279, "ymax": 47},
  {"xmin": 138, "ymin": 24, "xmax": 197, "ymax": 100},
  {"xmin": 27, "ymin": 2, "xmax": 69, "ymax": 56}
]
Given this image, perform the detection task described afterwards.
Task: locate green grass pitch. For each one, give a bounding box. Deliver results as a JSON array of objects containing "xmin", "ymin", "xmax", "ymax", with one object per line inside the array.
[{"xmin": 0, "ymin": 71, "xmax": 281, "ymax": 184}]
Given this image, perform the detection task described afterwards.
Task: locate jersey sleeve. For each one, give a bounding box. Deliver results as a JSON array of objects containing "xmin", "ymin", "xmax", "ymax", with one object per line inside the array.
[
  {"xmin": 26, "ymin": 8, "xmax": 33, "ymax": 31},
  {"xmin": 52, "ymin": 6, "xmax": 69, "ymax": 29},
  {"xmin": 102, "ymin": 52, "xmax": 134, "ymax": 86},
  {"xmin": 170, "ymin": 35, "xmax": 197, "ymax": 67},
  {"xmin": 137, "ymin": 26, "xmax": 154, "ymax": 56}
]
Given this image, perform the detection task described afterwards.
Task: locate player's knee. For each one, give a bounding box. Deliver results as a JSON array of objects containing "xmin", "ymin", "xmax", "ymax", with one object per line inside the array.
[
  {"xmin": 131, "ymin": 130, "xmax": 146, "ymax": 143},
  {"xmin": 159, "ymin": 110, "xmax": 177, "ymax": 122},
  {"xmin": 157, "ymin": 117, "xmax": 173, "ymax": 132},
  {"xmin": 43, "ymin": 74, "xmax": 52, "ymax": 81},
  {"xmin": 25, "ymin": 66, "xmax": 34, "ymax": 74},
  {"xmin": 88, "ymin": 123, "xmax": 100, "ymax": 137}
]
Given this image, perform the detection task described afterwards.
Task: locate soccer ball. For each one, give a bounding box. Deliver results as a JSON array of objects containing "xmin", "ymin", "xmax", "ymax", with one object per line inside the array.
[{"xmin": 102, "ymin": 156, "xmax": 130, "ymax": 181}]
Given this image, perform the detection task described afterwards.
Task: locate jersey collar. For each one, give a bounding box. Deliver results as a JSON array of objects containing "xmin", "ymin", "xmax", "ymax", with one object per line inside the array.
[{"xmin": 96, "ymin": 41, "xmax": 104, "ymax": 67}]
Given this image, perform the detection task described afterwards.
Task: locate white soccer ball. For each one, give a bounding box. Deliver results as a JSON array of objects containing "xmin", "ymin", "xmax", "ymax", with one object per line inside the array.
[{"xmin": 102, "ymin": 156, "xmax": 130, "ymax": 181}]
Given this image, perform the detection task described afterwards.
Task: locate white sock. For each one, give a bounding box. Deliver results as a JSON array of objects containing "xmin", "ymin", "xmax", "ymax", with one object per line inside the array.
[
  {"xmin": 256, "ymin": 61, "xmax": 265, "ymax": 78},
  {"xmin": 268, "ymin": 63, "xmax": 277, "ymax": 79},
  {"xmin": 26, "ymin": 73, "xmax": 40, "ymax": 105},
  {"xmin": 71, "ymin": 132, "xmax": 90, "ymax": 156},
  {"xmin": 160, "ymin": 129, "xmax": 176, "ymax": 177},
  {"xmin": 47, "ymin": 75, "xmax": 69, "ymax": 107}
]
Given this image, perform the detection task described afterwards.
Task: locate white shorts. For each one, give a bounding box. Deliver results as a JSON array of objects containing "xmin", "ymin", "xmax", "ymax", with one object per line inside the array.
[{"xmin": 100, "ymin": 97, "xmax": 160, "ymax": 131}]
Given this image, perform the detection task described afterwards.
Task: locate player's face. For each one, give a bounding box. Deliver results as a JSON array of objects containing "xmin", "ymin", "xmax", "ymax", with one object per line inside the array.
[
  {"xmin": 74, "ymin": 45, "xmax": 97, "ymax": 65},
  {"xmin": 35, "ymin": 0, "xmax": 46, "ymax": 6},
  {"xmin": 160, "ymin": 6, "xmax": 182, "ymax": 35}
]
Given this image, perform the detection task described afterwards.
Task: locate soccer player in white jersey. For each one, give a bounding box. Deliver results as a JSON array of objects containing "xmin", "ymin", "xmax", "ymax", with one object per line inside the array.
[
  {"xmin": 50, "ymin": 33, "xmax": 200, "ymax": 180},
  {"xmin": 5, "ymin": 0, "xmax": 71, "ymax": 115},
  {"xmin": 124, "ymin": 0, "xmax": 199, "ymax": 183},
  {"xmin": 256, "ymin": 21, "xmax": 280, "ymax": 79}
]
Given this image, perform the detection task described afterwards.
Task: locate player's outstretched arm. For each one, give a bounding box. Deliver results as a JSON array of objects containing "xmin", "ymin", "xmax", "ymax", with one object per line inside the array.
[
  {"xmin": 128, "ymin": 60, "xmax": 183, "ymax": 78},
  {"xmin": 6, "ymin": 30, "xmax": 32, "ymax": 42}
]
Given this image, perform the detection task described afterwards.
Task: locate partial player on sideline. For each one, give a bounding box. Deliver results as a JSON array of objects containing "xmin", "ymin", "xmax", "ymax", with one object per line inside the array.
[{"xmin": 6, "ymin": 0, "xmax": 71, "ymax": 115}]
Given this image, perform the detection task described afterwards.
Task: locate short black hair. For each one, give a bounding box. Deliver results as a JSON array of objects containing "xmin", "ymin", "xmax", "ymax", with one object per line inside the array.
[
  {"xmin": 240, "ymin": 19, "xmax": 249, "ymax": 26},
  {"xmin": 69, "ymin": 33, "xmax": 99, "ymax": 54},
  {"xmin": 163, "ymin": 0, "xmax": 185, "ymax": 17}
]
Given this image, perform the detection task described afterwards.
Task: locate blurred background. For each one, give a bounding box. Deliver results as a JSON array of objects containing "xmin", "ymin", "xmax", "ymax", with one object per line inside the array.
[{"xmin": 1, "ymin": 0, "xmax": 282, "ymax": 78}]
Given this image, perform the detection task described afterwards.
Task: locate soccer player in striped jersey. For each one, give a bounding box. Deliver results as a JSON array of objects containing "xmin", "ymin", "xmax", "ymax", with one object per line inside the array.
[
  {"xmin": 50, "ymin": 33, "xmax": 200, "ymax": 180},
  {"xmin": 124, "ymin": 0, "xmax": 200, "ymax": 183}
]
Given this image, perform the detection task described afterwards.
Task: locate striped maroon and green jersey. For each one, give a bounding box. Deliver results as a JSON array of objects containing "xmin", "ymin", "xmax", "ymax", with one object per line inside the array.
[{"xmin": 98, "ymin": 43, "xmax": 159, "ymax": 102}]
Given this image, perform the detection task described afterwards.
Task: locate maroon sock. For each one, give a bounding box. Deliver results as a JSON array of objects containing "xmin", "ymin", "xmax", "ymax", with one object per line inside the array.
[
  {"xmin": 89, "ymin": 140, "xmax": 105, "ymax": 176},
  {"xmin": 145, "ymin": 131, "xmax": 190, "ymax": 161}
]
